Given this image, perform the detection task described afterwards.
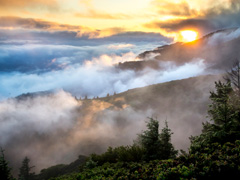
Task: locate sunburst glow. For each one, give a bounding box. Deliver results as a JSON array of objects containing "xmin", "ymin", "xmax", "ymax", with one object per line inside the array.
[{"xmin": 180, "ymin": 30, "xmax": 198, "ymax": 42}]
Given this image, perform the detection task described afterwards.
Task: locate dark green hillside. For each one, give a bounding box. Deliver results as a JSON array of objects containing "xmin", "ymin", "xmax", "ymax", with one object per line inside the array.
[
  {"xmin": 34, "ymin": 156, "xmax": 87, "ymax": 180},
  {"xmin": 50, "ymin": 141, "xmax": 240, "ymax": 180}
]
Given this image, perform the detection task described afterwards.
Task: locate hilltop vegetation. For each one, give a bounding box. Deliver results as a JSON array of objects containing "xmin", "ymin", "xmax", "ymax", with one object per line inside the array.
[
  {"xmin": 1, "ymin": 64, "xmax": 240, "ymax": 179},
  {"xmin": 50, "ymin": 62, "xmax": 240, "ymax": 179}
]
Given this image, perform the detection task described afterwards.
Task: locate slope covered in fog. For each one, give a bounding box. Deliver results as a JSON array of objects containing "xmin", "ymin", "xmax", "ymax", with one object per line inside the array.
[
  {"xmin": 119, "ymin": 28, "xmax": 240, "ymax": 71},
  {"xmin": 0, "ymin": 74, "xmax": 220, "ymax": 174}
]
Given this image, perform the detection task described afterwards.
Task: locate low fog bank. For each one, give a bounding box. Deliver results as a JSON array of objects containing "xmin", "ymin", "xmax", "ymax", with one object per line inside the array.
[
  {"xmin": 1, "ymin": 27, "xmax": 238, "ymax": 100},
  {"xmin": 0, "ymin": 52, "xmax": 207, "ymax": 100},
  {"xmin": 0, "ymin": 74, "xmax": 221, "ymax": 175},
  {"xmin": 0, "ymin": 27, "xmax": 236, "ymax": 176}
]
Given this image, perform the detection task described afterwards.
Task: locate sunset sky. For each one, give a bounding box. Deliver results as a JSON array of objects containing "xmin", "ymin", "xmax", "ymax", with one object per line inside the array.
[
  {"xmin": 0, "ymin": 0, "xmax": 239, "ymax": 40},
  {"xmin": 0, "ymin": 0, "xmax": 240, "ymax": 99}
]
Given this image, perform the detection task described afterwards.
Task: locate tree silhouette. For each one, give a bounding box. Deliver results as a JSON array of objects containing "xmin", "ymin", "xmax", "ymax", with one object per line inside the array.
[
  {"xmin": 18, "ymin": 157, "xmax": 35, "ymax": 180},
  {"xmin": 138, "ymin": 118, "xmax": 177, "ymax": 161},
  {"xmin": 0, "ymin": 148, "xmax": 12, "ymax": 180},
  {"xmin": 159, "ymin": 121, "xmax": 178, "ymax": 159}
]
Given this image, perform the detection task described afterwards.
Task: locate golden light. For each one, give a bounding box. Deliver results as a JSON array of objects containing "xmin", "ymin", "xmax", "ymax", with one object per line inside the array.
[{"xmin": 180, "ymin": 30, "xmax": 198, "ymax": 42}]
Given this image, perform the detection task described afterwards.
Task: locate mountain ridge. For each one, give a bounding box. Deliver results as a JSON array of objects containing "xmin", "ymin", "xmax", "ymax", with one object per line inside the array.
[{"xmin": 117, "ymin": 27, "xmax": 240, "ymax": 71}]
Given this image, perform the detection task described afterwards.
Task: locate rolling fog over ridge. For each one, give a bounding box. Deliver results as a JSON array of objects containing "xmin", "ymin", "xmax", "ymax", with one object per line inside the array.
[
  {"xmin": 1, "ymin": 27, "xmax": 240, "ymax": 100},
  {"xmin": 1, "ymin": 27, "xmax": 240, "ymax": 174},
  {"xmin": 1, "ymin": 0, "xmax": 240, "ymax": 178},
  {"xmin": 1, "ymin": 74, "xmax": 221, "ymax": 175}
]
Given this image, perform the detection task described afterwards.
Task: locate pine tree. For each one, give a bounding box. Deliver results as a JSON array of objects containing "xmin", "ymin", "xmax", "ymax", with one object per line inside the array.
[
  {"xmin": 18, "ymin": 157, "xmax": 35, "ymax": 180},
  {"xmin": 0, "ymin": 148, "xmax": 12, "ymax": 180},
  {"xmin": 138, "ymin": 118, "xmax": 161, "ymax": 161},
  {"xmin": 159, "ymin": 121, "xmax": 178, "ymax": 159},
  {"xmin": 208, "ymin": 80, "xmax": 234, "ymax": 126},
  {"xmin": 190, "ymin": 78, "xmax": 240, "ymax": 152},
  {"xmin": 225, "ymin": 59, "xmax": 240, "ymax": 119},
  {"xmin": 138, "ymin": 118, "xmax": 177, "ymax": 161}
]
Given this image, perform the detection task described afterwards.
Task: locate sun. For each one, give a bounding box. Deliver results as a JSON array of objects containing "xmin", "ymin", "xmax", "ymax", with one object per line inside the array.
[{"xmin": 180, "ymin": 30, "xmax": 198, "ymax": 42}]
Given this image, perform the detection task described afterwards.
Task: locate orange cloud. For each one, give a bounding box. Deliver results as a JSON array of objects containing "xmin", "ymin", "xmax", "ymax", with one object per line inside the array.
[
  {"xmin": 75, "ymin": 10, "xmax": 131, "ymax": 20},
  {"xmin": 76, "ymin": 0, "xmax": 131, "ymax": 19},
  {"xmin": 0, "ymin": 0, "xmax": 58, "ymax": 9},
  {"xmin": 0, "ymin": 16, "xmax": 87, "ymax": 31},
  {"xmin": 0, "ymin": 16, "xmax": 127, "ymax": 39},
  {"xmin": 151, "ymin": 0, "xmax": 197, "ymax": 17},
  {"xmin": 143, "ymin": 0, "xmax": 240, "ymax": 40}
]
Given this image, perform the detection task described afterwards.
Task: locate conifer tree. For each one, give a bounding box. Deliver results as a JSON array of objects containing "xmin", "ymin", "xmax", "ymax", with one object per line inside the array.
[
  {"xmin": 138, "ymin": 118, "xmax": 177, "ymax": 161},
  {"xmin": 159, "ymin": 121, "xmax": 178, "ymax": 159},
  {"xmin": 0, "ymin": 148, "xmax": 12, "ymax": 180},
  {"xmin": 18, "ymin": 157, "xmax": 35, "ymax": 180},
  {"xmin": 139, "ymin": 118, "xmax": 161, "ymax": 161},
  {"xmin": 208, "ymin": 80, "xmax": 233, "ymax": 126}
]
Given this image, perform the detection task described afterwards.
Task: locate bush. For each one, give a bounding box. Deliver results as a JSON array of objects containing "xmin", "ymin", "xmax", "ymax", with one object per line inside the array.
[{"xmin": 50, "ymin": 140, "xmax": 240, "ymax": 180}]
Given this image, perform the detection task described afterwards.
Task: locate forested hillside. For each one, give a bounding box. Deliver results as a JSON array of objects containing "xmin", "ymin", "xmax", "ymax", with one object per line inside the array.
[{"xmin": 1, "ymin": 64, "xmax": 240, "ymax": 179}]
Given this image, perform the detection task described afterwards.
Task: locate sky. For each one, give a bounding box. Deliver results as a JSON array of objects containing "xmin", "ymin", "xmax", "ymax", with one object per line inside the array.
[
  {"xmin": 0, "ymin": 0, "xmax": 240, "ymax": 99},
  {"xmin": 0, "ymin": 0, "xmax": 239, "ymax": 39}
]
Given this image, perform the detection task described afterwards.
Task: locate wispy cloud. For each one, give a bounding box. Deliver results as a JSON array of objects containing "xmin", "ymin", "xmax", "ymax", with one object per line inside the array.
[{"xmin": 145, "ymin": 0, "xmax": 240, "ymax": 37}]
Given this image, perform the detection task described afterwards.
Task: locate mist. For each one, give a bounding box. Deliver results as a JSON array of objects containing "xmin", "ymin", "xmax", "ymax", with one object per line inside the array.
[
  {"xmin": 0, "ymin": 51, "xmax": 207, "ymax": 100},
  {"xmin": 0, "ymin": 73, "xmax": 221, "ymax": 176},
  {"xmin": 0, "ymin": 22, "xmax": 238, "ymax": 177}
]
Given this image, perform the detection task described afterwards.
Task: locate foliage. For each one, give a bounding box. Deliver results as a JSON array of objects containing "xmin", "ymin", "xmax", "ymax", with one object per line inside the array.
[
  {"xmin": 90, "ymin": 144, "xmax": 144, "ymax": 166},
  {"xmin": 50, "ymin": 140, "xmax": 240, "ymax": 180},
  {"xmin": 190, "ymin": 79, "xmax": 240, "ymax": 153},
  {"xmin": 138, "ymin": 118, "xmax": 177, "ymax": 161},
  {"xmin": 208, "ymin": 80, "xmax": 234, "ymax": 125},
  {"xmin": 90, "ymin": 118, "xmax": 177, "ymax": 166},
  {"xmin": 0, "ymin": 148, "xmax": 13, "ymax": 180},
  {"xmin": 158, "ymin": 121, "xmax": 178, "ymax": 160},
  {"xmin": 18, "ymin": 157, "xmax": 35, "ymax": 180},
  {"xmin": 225, "ymin": 59, "xmax": 240, "ymax": 93},
  {"xmin": 34, "ymin": 155, "xmax": 87, "ymax": 180},
  {"xmin": 38, "ymin": 73, "xmax": 240, "ymax": 179},
  {"xmin": 138, "ymin": 118, "xmax": 161, "ymax": 161}
]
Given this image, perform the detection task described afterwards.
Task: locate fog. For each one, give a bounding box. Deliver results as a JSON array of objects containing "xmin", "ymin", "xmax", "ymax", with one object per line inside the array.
[
  {"xmin": 0, "ymin": 25, "xmax": 239, "ymax": 176},
  {"xmin": 0, "ymin": 73, "xmax": 219, "ymax": 175},
  {"xmin": 0, "ymin": 52, "xmax": 206, "ymax": 100}
]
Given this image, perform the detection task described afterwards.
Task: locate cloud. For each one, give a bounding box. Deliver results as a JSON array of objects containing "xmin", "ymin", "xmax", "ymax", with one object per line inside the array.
[
  {"xmin": 0, "ymin": 16, "xmax": 125, "ymax": 39},
  {"xmin": 0, "ymin": 51, "xmax": 207, "ymax": 100},
  {"xmin": 0, "ymin": 27, "xmax": 171, "ymax": 74},
  {"xmin": 76, "ymin": 27, "xmax": 126, "ymax": 39},
  {"xmin": 0, "ymin": 16, "xmax": 91, "ymax": 32},
  {"xmin": 0, "ymin": 40, "xmax": 167, "ymax": 73},
  {"xmin": 76, "ymin": 0, "xmax": 131, "ymax": 20},
  {"xmin": 0, "ymin": 73, "xmax": 220, "ymax": 176},
  {"xmin": 108, "ymin": 44, "xmax": 135, "ymax": 50},
  {"xmin": 75, "ymin": 10, "xmax": 131, "ymax": 20},
  {"xmin": 145, "ymin": 18, "xmax": 214, "ymax": 36},
  {"xmin": 146, "ymin": 0, "xmax": 240, "ymax": 37},
  {"xmin": 0, "ymin": 0, "xmax": 58, "ymax": 9},
  {"xmin": 0, "ymin": 91, "xmax": 151, "ymax": 174},
  {"xmin": 207, "ymin": 28, "xmax": 240, "ymax": 46},
  {"xmin": 0, "ymin": 16, "xmax": 169, "ymax": 39},
  {"xmin": 151, "ymin": 0, "xmax": 197, "ymax": 16}
]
